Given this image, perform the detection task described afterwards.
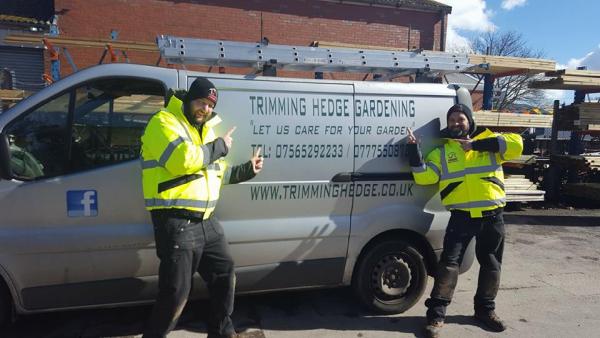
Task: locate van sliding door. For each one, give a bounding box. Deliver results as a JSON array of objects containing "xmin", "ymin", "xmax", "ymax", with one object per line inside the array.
[
  {"xmin": 349, "ymin": 82, "xmax": 457, "ymax": 247},
  {"xmin": 201, "ymin": 76, "xmax": 354, "ymax": 291}
]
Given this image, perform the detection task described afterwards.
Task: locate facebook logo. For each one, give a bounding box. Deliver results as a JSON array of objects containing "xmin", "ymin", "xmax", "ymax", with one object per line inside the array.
[{"xmin": 67, "ymin": 190, "xmax": 98, "ymax": 217}]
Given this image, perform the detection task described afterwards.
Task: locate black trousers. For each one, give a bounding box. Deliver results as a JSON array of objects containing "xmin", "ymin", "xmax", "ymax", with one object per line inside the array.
[
  {"xmin": 425, "ymin": 208, "xmax": 505, "ymax": 322},
  {"xmin": 143, "ymin": 210, "xmax": 236, "ymax": 338}
]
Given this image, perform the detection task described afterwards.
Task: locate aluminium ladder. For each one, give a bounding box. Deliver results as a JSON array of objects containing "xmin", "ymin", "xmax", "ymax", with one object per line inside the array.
[{"xmin": 156, "ymin": 35, "xmax": 483, "ymax": 79}]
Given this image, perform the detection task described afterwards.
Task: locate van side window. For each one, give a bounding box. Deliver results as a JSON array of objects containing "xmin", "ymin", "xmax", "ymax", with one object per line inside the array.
[
  {"xmin": 5, "ymin": 92, "xmax": 70, "ymax": 180},
  {"xmin": 69, "ymin": 79, "xmax": 165, "ymax": 172},
  {"xmin": 5, "ymin": 78, "xmax": 165, "ymax": 180}
]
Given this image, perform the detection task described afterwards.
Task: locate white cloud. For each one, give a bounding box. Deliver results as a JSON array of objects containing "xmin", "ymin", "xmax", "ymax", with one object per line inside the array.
[
  {"xmin": 436, "ymin": 0, "xmax": 496, "ymax": 51},
  {"xmin": 564, "ymin": 45, "xmax": 600, "ymax": 70},
  {"xmin": 501, "ymin": 0, "xmax": 527, "ymax": 10},
  {"xmin": 445, "ymin": 27, "xmax": 473, "ymax": 53}
]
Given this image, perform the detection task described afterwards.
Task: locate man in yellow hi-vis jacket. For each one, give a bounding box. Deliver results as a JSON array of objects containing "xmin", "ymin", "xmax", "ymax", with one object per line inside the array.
[
  {"xmin": 407, "ymin": 103, "xmax": 522, "ymax": 338},
  {"xmin": 141, "ymin": 77, "xmax": 263, "ymax": 338}
]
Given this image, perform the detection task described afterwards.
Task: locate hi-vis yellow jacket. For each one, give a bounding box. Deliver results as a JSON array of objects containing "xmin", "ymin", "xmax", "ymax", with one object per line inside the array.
[
  {"xmin": 141, "ymin": 95, "xmax": 230, "ymax": 219},
  {"xmin": 411, "ymin": 128, "xmax": 523, "ymax": 218}
]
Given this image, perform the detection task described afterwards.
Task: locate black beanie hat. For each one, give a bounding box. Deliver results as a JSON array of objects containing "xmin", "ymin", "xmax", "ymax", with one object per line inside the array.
[
  {"xmin": 185, "ymin": 77, "xmax": 218, "ymax": 107},
  {"xmin": 447, "ymin": 103, "xmax": 476, "ymax": 136}
]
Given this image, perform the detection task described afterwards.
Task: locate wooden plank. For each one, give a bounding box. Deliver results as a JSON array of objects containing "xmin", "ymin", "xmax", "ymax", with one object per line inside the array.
[
  {"xmin": 558, "ymin": 75, "xmax": 600, "ymax": 85},
  {"xmin": 546, "ymin": 69, "xmax": 600, "ymax": 78},
  {"xmin": 313, "ymin": 41, "xmax": 408, "ymax": 51},
  {"xmin": 4, "ymin": 33, "xmax": 158, "ymax": 52},
  {"xmin": 0, "ymin": 89, "xmax": 25, "ymax": 101},
  {"xmin": 468, "ymin": 54, "xmax": 555, "ymax": 75},
  {"xmin": 474, "ymin": 110, "xmax": 553, "ymax": 128},
  {"xmin": 529, "ymin": 80, "xmax": 600, "ymax": 91}
]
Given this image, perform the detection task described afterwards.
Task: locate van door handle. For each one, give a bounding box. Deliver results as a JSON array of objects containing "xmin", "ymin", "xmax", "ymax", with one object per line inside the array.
[{"xmin": 331, "ymin": 172, "xmax": 352, "ymax": 182}]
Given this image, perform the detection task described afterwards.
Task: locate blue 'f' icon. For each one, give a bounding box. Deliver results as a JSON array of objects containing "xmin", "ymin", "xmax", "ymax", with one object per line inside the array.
[{"xmin": 67, "ymin": 190, "xmax": 98, "ymax": 217}]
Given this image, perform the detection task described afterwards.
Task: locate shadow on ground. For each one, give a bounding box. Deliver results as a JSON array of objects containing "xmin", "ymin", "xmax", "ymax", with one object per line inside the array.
[{"xmin": 0, "ymin": 288, "xmax": 438, "ymax": 338}]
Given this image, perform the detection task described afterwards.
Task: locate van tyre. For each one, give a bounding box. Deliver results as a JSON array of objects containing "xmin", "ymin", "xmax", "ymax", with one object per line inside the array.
[{"xmin": 353, "ymin": 239, "xmax": 427, "ymax": 314}]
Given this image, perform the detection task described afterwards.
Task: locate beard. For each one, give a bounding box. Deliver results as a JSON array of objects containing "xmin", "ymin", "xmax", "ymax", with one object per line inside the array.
[
  {"xmin": 449, "ymin": 127, "xmax": 468, "ymax": 138},
  {"xmin": 183, "ymin": 102, "xmax": 205, "ymax": 129}
]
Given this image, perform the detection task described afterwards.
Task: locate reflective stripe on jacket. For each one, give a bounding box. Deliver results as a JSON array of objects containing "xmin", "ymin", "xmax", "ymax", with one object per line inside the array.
[
  {"xmin": 141, "ymin": 95, "xmax": 230, "ymax": 219},
  {"xmin": 412, "ymin": 128, "xmax": 523, "ymax": 218}
]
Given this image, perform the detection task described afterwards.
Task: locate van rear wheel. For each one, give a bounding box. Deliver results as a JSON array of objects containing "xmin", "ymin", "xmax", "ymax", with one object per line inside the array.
[{"xmin": 353, "ymin": 239, "xmax": 427, "ymax": 314}]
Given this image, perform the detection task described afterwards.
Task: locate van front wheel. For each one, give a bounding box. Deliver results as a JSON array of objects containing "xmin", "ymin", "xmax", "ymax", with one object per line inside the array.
[{"xmin": 353, "ymin": 240, "xmax": 428, "ymax": 314}]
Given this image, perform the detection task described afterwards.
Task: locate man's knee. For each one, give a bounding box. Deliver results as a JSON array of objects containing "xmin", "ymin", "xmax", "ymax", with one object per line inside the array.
[{"xmin": 432, "ymin": 264, "xmax": 459, "ymax": 301}]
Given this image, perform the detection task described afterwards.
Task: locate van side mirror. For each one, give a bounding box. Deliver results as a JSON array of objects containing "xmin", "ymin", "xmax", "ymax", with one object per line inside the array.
[{"xmin": 0, "ymin": 132, "xmax": 13, "ymax": 180}]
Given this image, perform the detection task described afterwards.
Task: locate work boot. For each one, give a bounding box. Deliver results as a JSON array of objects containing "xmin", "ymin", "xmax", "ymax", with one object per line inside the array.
[
  {"xmin": 474, "ymin": 310, "xmax": 506, "ymax": 332},
  {"xmin": 424, "ymin": 319, "xmax": 444, "ymax": 338}
]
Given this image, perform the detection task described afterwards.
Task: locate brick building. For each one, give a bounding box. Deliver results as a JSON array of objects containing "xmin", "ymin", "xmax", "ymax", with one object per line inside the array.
[
  {"xmin": 1, "ymin": 0, "xmax": 464, "ymax": 89},
  {"xmin": 53, "ymin": 0, "xmax": 450, "ymax": 72}
]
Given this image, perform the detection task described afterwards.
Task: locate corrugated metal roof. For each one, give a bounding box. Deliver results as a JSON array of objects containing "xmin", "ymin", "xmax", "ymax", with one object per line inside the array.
[{"xmin": 322, "ymin": 0, "xmax": 452, "ymax": 13}]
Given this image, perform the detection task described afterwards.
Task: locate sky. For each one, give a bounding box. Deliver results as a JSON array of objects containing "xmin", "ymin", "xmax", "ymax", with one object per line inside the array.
[{"xmin": 436, "ymin": 0, "xmax": 600, "ymax": 104}]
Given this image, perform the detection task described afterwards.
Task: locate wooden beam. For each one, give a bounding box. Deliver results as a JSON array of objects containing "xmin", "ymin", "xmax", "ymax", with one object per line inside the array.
[
  {"xmin": 545, "ymin": 69, "xmax": 600, "ymax": 77},
  {"xmin": 3, "ymin": 33, "xmax": 158, "ymax": 52},
  {"xmin": 474, "ymin": 110, "xmax": 553, "ymax": 128},
  {"xmin": 0, "ymin": 89, "xmax": 25, "ymax": 101},
  {"xmin": 529, "ymin": 80, "xmax": 600, "ymax": 92}
]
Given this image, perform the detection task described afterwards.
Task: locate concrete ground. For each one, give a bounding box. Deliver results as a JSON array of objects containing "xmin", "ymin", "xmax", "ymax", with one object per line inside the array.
[{"xmin": 1, "ymin": 207, "xmax": 599, "ymax": 338}]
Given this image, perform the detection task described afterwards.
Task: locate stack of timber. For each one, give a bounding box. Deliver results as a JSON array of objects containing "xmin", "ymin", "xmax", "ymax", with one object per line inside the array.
[
  {"xmin": 530, "ymin": 69, "xmax": 600, "ymax": 91},
  {"xmin": 574, "ymin": 103, "xmax": 600, "ymax": 131},
  {"xmin": 582, "ymin": 154, "xmax": 600, "ymax": 171},
  {"xmin": 0, "ymin": 89, "xmax": 25, "ymax": 110},
  {"xmin": 504, "ymin": 174, "xmax": 545, "ymax": 202},
  {"xmin": 551, "ymin": 155, "xmax": 592, "ymax": 171},
  {"xmin": 503, "ymin": 155, "xmax": 545, "ymax": 202},
  {"xmin": 551, "ymin": 155, "xmax": 600, "ymax": 181},
  {"xmin": 556, "ymin": 103, "xmax": 600, "ymax": 131},
  {"xmin": 468, "ymin": 54, "xmax": 555, "ymax": 75},
  {"xmin": 562, "ymin": 183, "xmax": 600, "ymax": 202},
  {"xmin": 474, "ymin": 110, "xmax": 552, "ymax": 128}
]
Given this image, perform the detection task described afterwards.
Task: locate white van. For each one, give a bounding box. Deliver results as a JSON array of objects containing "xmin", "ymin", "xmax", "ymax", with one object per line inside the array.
[{"xmin": 0, "ymin": 63, "xmax": 474, "ymax": 324}]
